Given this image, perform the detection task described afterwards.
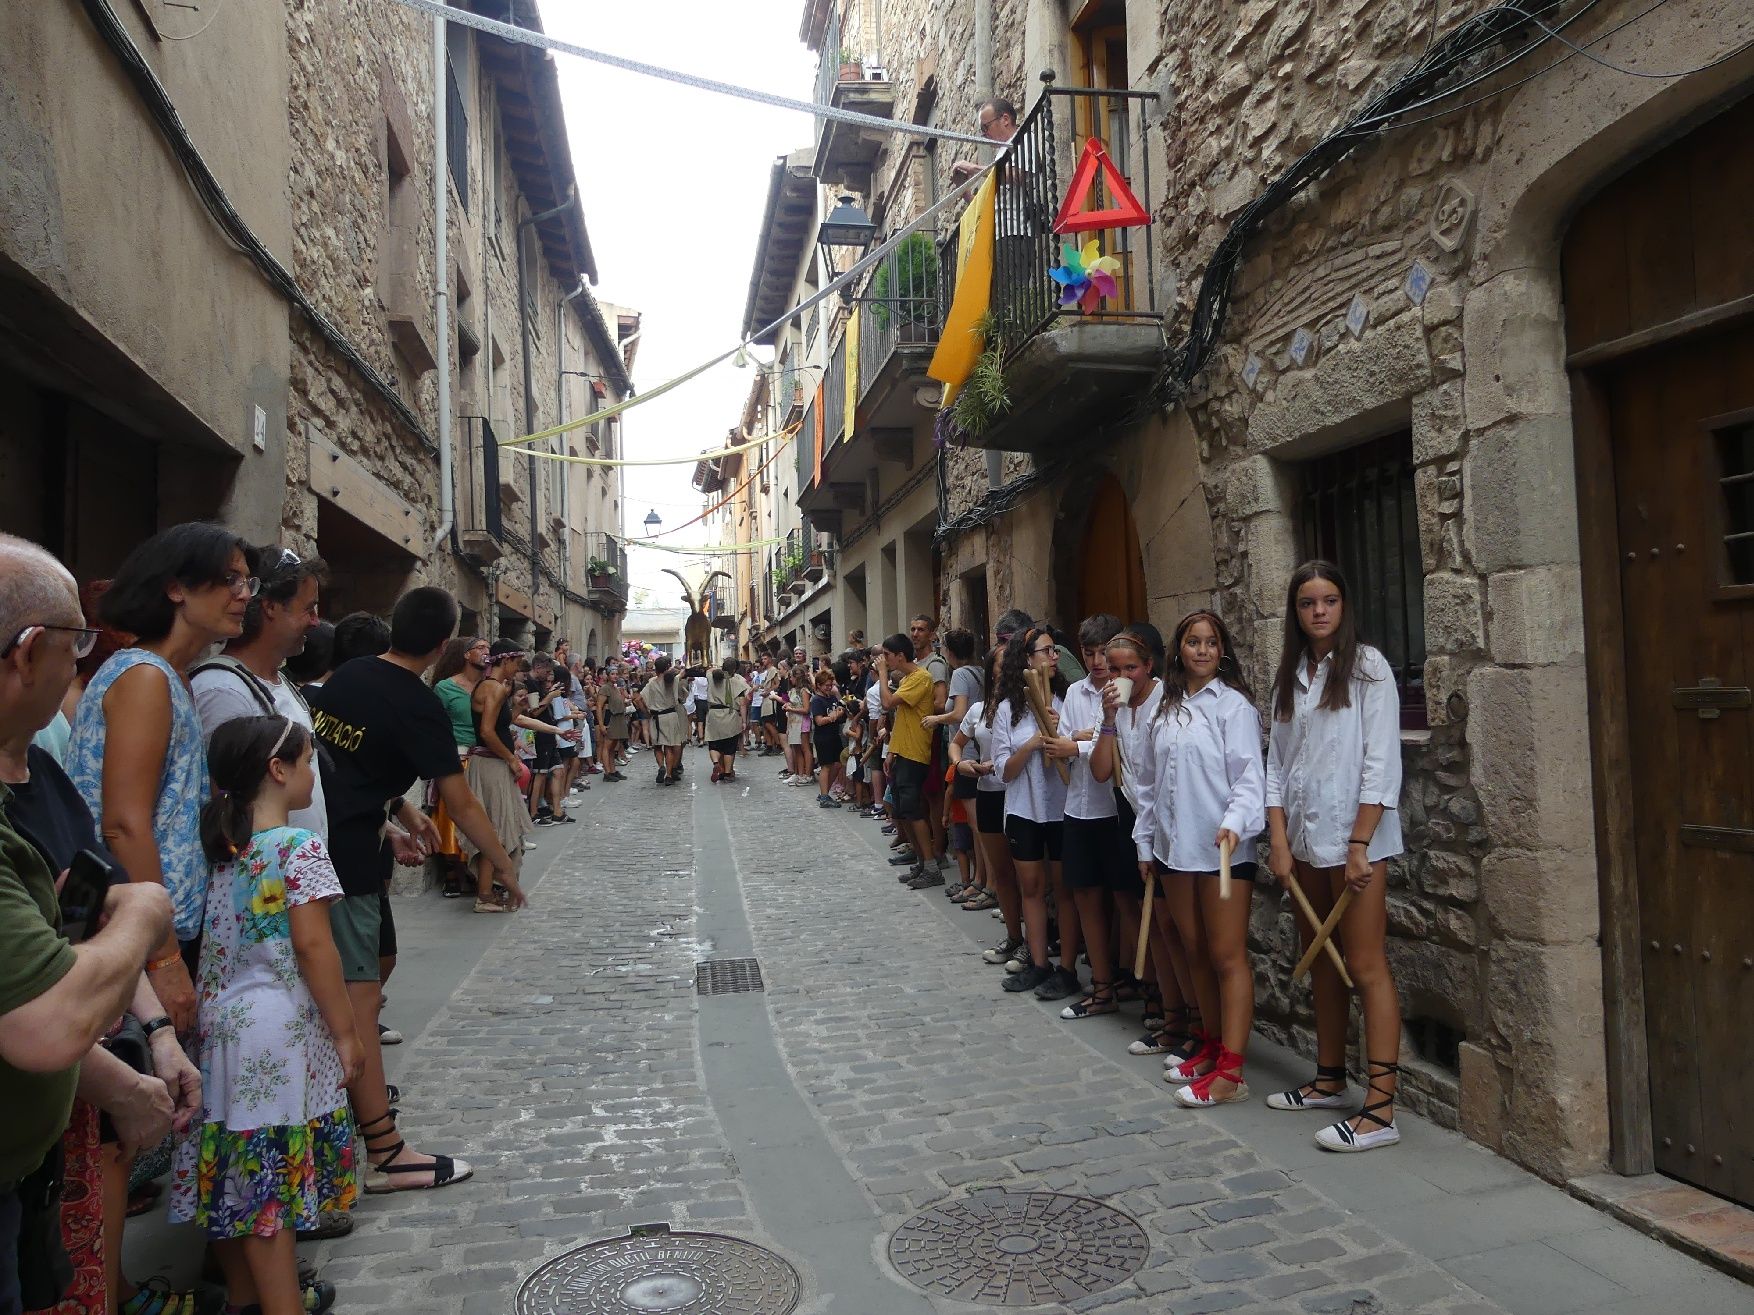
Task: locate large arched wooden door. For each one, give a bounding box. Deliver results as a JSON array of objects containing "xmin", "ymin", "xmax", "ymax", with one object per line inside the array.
[
  {"xmin": 1566, "ymin": 95, "xmax": 1754, "ymax": 1206},
  {"xmin": 1076, "ymin": 474, "xmax": 1146, "ymax": 625}
]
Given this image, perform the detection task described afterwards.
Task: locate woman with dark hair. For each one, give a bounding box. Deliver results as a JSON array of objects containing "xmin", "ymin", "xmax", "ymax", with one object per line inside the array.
[
  {"xmin": 1131, "ymin": 610, "xmax": 1264, "ymax": 1107},
  {"xmin": 705, "ymin": 655, "xmax": 749, "ymax": 783},
  {"xmin": 951, "ymin": 644, "xmax": 1015, "ymax": 929},
  {"xmin": 66, "ymin": 522, "xmax": 252, "ymax": 1036},
  {"xmin": 1264, "ymin": 561, "xmax": 1405, "ymax": 1152},
  {"xmin": 464, "ymin": 641, "xmax": 537, "ymax": 911},
  {"xmin": 595, "ymin": 659, "xmax": 630, "ymax": 781},
  {"xmin": 989, "ymin": 626, "xmax": 1073, "ymax": 995},
  {"xmin": 634, "ymin": 654, "xmax": 686, "ymax": 784}
]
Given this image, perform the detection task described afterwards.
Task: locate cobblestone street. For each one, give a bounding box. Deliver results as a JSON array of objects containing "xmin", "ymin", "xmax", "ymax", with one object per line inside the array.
[{"xmin": 299, "ymin": 748, "xmax": 1752, "ymax": 1314}]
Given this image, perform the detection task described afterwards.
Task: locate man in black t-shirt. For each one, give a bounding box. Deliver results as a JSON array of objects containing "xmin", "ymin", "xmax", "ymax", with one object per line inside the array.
[{"xmin": 309, "ymin": 586, "xmax": 518, "ymax": 1193}]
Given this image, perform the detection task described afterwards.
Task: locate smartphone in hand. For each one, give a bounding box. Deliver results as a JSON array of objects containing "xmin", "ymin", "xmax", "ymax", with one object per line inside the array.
[{"xmin": 58, "ymin": 848, "xmax": 118, "ymax": 944}]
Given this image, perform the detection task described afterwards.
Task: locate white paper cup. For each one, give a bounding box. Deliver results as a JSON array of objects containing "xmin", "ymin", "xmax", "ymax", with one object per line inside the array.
[{"xmin": 1110, "ymin": 676, "xmax": 1134, "ymax": 705}]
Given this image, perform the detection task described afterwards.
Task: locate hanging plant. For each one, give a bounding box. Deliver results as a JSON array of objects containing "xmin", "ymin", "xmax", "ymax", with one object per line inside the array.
[
  {"xmin": 869, "ymin": 232, "xmax": 939, "ymax": 332},
  {"xmin": 949, "ymin": 345, "xmax": 1010, "ymax": 437}
]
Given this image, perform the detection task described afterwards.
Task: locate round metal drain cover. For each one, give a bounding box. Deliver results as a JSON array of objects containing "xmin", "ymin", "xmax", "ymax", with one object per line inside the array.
[
  {"xmin": 516, "ymin": 1229, "xmax": 800, "ymax": 1315},
  {"xmin": 888, "ymin": 1190, "xmax": 1150, "ymax": 1306}
]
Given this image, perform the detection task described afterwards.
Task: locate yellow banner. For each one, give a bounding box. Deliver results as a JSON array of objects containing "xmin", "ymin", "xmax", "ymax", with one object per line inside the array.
[
  {"xmin": 927, "ymin": 173, "xmax": 996, "ymax": 407},
  {"xmin": 844, "ymin": 306, "xmax": 860, "ymax": 438}
]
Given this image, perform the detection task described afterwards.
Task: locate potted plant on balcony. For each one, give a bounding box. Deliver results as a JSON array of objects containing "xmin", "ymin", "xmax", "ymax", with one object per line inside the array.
[
  {"xmin": 837, "ymin": 46, "xmax": 861, "ymax": 81},
  {"xmin": 586, "ymin": 557, "xmax": 619, "ymax": 589},
  {"xmin": 870, "ymin": 231, "xmax": 939, "ymax": 334}
]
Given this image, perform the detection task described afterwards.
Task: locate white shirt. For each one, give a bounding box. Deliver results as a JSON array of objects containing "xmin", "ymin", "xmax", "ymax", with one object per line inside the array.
[
  {"xmin": 1059, "ymin": 677, "xmax": 1116, "ymax": 820},
  {"xmin": 192, "ymin": 662, "xmax": 328, "ymax": 837},
  {"xmin": 866, "ymin": 681, "xmax": 888, "ymax": 761},
  {"xmin": 1130, "ymin": 680, "xmax": 1265, "ymax": 871},
  {"xmin": 957, "ymin": 701, "xmax": 1005, "ymax": 793},
  {"xmin": 1111, "ymin": 680, "xmax": 1164, "ymax": 818},
  {"xmin": 989, "ymin": 695, "xmax": 1067, "ymax": 824},
  {"xmin": 1265, "ymin": 644, "xmax": 1404, "ymax": 868},
  {"xmin": 690, "ymin": 675, "xmax": 709, "ymax": 704}
]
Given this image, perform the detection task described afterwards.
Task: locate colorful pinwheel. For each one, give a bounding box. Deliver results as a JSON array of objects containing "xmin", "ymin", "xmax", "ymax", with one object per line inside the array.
[{"xmin": 1050, "ymin": 240, "xmax": 1123, "ymax": 313}]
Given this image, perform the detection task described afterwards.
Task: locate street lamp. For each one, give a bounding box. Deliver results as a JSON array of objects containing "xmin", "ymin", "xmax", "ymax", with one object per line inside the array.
[
  {"xmin": 817, "ymin": 195, "xmax": 877, "ymax": 299},
  {"xmin": 643, "ymin": 509, "xmax": 662, "ymax": 533}
]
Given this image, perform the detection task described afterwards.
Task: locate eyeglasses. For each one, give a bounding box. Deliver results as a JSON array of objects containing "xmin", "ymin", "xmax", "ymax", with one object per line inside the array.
[
  {"xmin": 1030, "ymin": 644, "xmax": 1056, "ymax": 657},
  {"xmin": 1, "ymin": 625, "xmax": 102, "ymax": 660},
  {"xmin": 221, "ymin": 572, "xmax": 261, "ymax": 598}
]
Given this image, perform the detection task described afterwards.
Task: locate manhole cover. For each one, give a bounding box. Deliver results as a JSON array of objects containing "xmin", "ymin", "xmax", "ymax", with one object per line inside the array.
[
  {"xmin": 888, "ymin": 1190, "xmax": 1150, "ymax": 1305},
  {"xmin": 695, "ymin": 957, "xmax": 764, "ymax": 995},
  {"xmin": 515, "ymin": 1227, "xmax": 800, "ymax": 1314}
]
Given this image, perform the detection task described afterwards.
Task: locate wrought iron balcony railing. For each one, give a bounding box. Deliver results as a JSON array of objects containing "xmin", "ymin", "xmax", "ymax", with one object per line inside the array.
[{"xmin": 582, "ymin": 531, "xmax": 629, "ymax": 606}]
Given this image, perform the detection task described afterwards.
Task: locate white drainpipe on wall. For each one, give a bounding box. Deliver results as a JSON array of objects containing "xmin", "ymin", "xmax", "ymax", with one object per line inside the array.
[{"xmin": 432, "ymin": 11, "xmax": 454, "ymax": 551}]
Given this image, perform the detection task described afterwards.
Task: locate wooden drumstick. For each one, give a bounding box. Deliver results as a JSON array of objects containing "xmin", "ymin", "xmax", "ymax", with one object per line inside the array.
[
  {"xmin": 1219, "ymin": 834, "xmax": 1234, "ymax": 901},
  {"xmin": 1023, "ymin": 668, "xmax": 1071, "ymax": 785},
  {"xmin": 1293, "ymin": 887, "xmax": 1354, "ymax": 983},
  {"xmin": 1284, "ymin": 870, "xmax": 1354, "ymax": 988},
  {"xmin": 1135, "ymin": 867, "xmax": 1155, "ymax": 980}
]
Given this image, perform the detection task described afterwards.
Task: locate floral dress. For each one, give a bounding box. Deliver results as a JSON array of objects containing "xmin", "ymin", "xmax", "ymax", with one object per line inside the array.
[{"xmin": 168, "ymin": 827, "xmax": 357, "ymax": 1238}]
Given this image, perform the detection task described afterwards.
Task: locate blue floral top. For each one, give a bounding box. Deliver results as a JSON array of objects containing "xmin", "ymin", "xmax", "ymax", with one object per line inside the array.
[{"xmin": 66, "ymin": 648, "xmax": 210, "ymax": 940}]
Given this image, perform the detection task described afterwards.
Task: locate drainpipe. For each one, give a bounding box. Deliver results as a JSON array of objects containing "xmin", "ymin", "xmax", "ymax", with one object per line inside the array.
[
  {"xmin": 432, "ymin": 12, "xmax": 454, "ymax": 551},
  {"xmin": 974, "ymin": 0, "xmax": 992, "ymax": 97},
  {"xmin": 517, "ymin": 186, "xmax": 579, "ymax": 631},
  {"xmin": 559, "ymin": 282, "xmax": 588, "ymax": 618}
]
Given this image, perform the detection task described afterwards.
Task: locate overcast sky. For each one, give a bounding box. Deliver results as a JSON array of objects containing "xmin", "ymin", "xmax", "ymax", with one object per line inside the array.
[{"xmin": 538, "ymin": 2, "xmax": 817, "ymax": 604}]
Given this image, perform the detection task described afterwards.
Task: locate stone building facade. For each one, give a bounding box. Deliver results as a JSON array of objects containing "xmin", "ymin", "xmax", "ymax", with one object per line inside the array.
[
  {"xmin": 0, "ymin": 0, "xmax": 634, "ymax": 659},
  {"xmin": 778, "ymin": 0, "xmax": 1754, "ymax": 1200}
]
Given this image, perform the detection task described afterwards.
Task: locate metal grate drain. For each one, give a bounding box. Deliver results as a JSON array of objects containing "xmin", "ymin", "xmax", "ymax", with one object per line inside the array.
[
  {"xmin": 515, "ymin": 1225, "xmax": 799, "ymax": 1314},
  {"xmin": 695, "ymin": 957, "xmax": 764, "ymax": 995},
  {"xmin": 888, "ymin": 1190, "xmax": 1150, "ymax": 1306}
]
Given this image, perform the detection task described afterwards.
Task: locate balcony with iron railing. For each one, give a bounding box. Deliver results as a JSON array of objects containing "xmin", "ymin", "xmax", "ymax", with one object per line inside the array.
[
  {"xmin": 811, "ymin": 6, "xmax": 894, "ymax": 192},
  {"xmin": 582, "ymin": 531, "xmax": 630, "ymax": 611},
  {"xmin": 706, "ymin": 585, "xmax": 738, "ymax": 631},
  {"xmin": 939, "ymin": 83, "xmax": 1165, "ymax": 454}
]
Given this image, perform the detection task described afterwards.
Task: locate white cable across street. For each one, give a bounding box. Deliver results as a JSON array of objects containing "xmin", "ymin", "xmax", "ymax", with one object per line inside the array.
[{"xmin": 389, "ymin": 0, "xmax": 1005, "ymax": 150}]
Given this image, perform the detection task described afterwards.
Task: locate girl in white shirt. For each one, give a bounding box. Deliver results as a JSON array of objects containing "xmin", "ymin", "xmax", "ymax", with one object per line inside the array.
[
  {"xmin": 1092, "ymin": 629, "xmax": 1195, "ymax": 1060},
  {"xmin": 989, "ymin": 626, "xmax": 1074, "ymax": 996},
  {"xmin": 1265, "ymin": 560, "xmax": 1405, "ymax": 1153},
  {"xmin": 951, "ymin": 646, "xmax": 1018, "ymax": 951},
  {"xmin": 1130, "ymin": 611, "xmax": 1265, "ymax": 1108},
  {"xmin": 1046, "ymin": 614, "xmax": 1128, "ymax": 1018}
]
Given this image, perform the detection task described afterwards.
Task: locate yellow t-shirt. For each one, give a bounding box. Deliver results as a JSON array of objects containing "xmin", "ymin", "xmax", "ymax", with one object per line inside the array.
[{"xmin": 888, "ymin": 667, "xmax": 935, "ymax": 763}]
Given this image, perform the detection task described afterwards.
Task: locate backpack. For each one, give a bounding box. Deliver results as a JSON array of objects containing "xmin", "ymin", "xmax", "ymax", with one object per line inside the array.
[{"xmin": 191, "ymin": 656, "xmax": 331, "ymax": 773}]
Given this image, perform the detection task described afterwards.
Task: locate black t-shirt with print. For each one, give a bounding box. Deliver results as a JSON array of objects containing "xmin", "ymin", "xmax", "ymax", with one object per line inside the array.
[
  {"xmin": 308, "ymin": 656, "xmax": 461, "ymax": 898},
  {"xmin": 809, "ymin": 694, "xmax": 843, "ymax": 754}
]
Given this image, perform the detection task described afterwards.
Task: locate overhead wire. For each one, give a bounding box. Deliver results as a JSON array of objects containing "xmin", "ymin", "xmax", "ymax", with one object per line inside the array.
[{"xmin": 389, "ymin": 0, "xmax": 1005, "ymax": 150}]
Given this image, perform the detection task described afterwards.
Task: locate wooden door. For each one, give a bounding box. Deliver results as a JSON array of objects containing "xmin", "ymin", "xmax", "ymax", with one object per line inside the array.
[
  {"xmin": 1067, "ymin": 0, "xmax": 1136, "ymax": 309},
  {"xmin": 1608, "ymin": 323, "xmax": 1754, "ymax": 1206},
  {"xmin": 1076, "ymin": 474, "xmax": 1146, "ymax": 626}
]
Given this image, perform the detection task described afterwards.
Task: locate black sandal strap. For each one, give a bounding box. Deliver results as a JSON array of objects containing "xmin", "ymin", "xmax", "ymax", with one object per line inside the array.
[
  {"xmin": 1316, "ymin": 1062, "xmax": 1348, "ymax": 1080},
  {"xmin": 356, "ymin": 1111, "xmax": 397, "ymax": 1135},
  {"xmin": 1354, "ymin": 1059, "xmax": 1400, "ymax": 1129}
]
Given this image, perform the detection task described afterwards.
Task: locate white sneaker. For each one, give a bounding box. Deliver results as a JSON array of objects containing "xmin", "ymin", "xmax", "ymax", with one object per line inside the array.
[{"xmin": 1315, "ymin": 1117, "xmax": 1400, "ymax": 1152}]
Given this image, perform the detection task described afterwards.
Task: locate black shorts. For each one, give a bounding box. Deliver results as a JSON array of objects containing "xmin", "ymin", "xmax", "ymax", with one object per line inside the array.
[
  {"xmin": 974, "ymin": 788, "xmax": 1005, "ymax": 835},
  {"xmin": 692, "ymin": 702, "xmax": 708, "ymax": 723},
  {"xmin": 1061, "ymin": 814, "xmax": 1128, "ymax": 890},
  {"xmin": 812, "ymin": 733, "xmax": 842, "ymax": 765},
  {"xmin": 890, "ymin": 755, "xmax": 929, "ymax": 820},
  {"xmin": 558, "ymin": 743, "xmax": 578, "ymax": 759},
  {"xmin": 534, "ymin": 741, "xmax": 559, "ymax": 771},
  {"xmin": 766, "ymin": 704, "xmax": 786, "ymax": 727},
  {"xmin": 1004, "ymin": 815, "xmax": 1064, "ymax": 863},
  {"xmin": 709, "ymin": 735, "xmax": 740, "ymax": 756}
]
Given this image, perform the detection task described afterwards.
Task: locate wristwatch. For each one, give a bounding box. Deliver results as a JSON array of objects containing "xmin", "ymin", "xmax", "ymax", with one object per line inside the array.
[{"xmin": 141, "ymin": 1015, "xmax": 175, "ymax": 1040}]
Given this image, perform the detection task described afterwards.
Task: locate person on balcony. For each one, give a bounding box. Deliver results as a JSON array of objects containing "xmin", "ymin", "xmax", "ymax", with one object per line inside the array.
[{"xmin": 951, "ymin": 96, "xmax": 1041, "ymax": 331}]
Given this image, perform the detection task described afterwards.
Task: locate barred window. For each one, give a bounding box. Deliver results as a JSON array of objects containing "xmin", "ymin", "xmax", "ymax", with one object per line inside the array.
[{"xmin": 1299, "ymin": 433, "xmax": 1427, "ymax": 729}]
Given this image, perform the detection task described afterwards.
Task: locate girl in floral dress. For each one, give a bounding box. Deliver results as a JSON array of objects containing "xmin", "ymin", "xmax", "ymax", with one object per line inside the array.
[{"xmin": 169, "ymin": 716, "xmax": 362, "ymax": 1315}]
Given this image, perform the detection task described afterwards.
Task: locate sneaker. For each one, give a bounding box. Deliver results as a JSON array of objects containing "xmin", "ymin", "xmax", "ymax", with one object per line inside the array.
[
  {"xmin": 1002, "ymin": 963, "xmax": 1054, "ymax": 993},
  {"xmin": 779, "ymin": 771, "xmax": 793, "ymax": 780},
  {"xmin": 818, "ymin": 798, "xmax": 842, "ymax": 809},
  {"xmin": 521, "ymin": 840, "xmax": 537, "ymax": 851},
  {"xmin": 535, "ymin": 816, "xmax": 555, "ymax": 827},
  {"xmin": 906, "ymin": 868, "xmax": 945, "ymax": 889},
  {"xmin": 1033, "ymin": 967, "xmax": 1081, "ymax": 1002},
  {"xmin": 377, "ymin": 1023, "xmax": 403, "ymax": 1046},
  {"xmin": 887, "ymin": 851, "xmax": 918, "ymax": 866},
  {"xmin": 1314, "ymin": 1117, "xmax": 1399, "ymax": 1152},
  {"xmin": 983, "ymin": 937, "xmax": 1023, "ymax": 964},
  {"xmin": 1004, "ymin": 945, "xmax": 1033, "ymax": 974}
]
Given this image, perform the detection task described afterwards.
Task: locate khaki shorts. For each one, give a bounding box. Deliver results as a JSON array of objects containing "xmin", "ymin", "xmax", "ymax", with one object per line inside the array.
[{"xmin": 330, "ymin": 893, "xmax": 383, "ymax": 983}]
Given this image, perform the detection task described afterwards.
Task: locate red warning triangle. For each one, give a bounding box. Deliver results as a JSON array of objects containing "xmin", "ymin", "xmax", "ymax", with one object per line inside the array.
[{"xmin": 1052, "ymin": 138, "xmax": 1150, "ymax": 234}]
